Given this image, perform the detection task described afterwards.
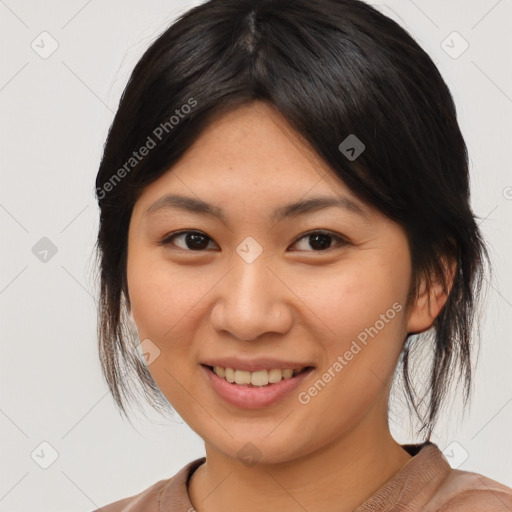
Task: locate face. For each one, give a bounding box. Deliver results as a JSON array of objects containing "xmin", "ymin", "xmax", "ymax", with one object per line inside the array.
[{"xmin": 126, "ymin": 100, "xmax": 419, "ymax": 464}]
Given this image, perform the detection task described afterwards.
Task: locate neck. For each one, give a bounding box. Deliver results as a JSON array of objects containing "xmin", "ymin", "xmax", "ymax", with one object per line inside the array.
[{"xmin": 188, "ymin": 413, "xmax": 412, "ymax": 512}]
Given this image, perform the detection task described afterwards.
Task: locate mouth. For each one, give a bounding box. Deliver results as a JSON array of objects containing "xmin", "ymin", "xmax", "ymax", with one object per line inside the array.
[
  {"xmin": 202, "ymin": 364, "xmax": 314, "ymax": 387},
  {"xmin": 201, "ymin": 363, "xmax": 315, "ymax": 408}
]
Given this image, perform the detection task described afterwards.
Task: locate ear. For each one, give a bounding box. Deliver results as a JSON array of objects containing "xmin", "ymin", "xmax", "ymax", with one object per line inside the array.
[{"xmin": 406, "ymin": 258, "xmax": 456, "ymax": 335}]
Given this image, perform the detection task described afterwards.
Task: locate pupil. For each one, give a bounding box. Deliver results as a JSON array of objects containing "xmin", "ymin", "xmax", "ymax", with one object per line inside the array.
[
  {"xmin": 187, "ymin": 233, "xmax": 209, "ymax": 250},
  {"xmin": 310, "ymin": 233, "xmax": 331, "ymax": 250}
]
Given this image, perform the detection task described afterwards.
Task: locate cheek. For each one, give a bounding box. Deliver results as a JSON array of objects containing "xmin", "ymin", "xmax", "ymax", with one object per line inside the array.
[
  {"xmin": 127, "ymin": 244, "xmax": 190, "ymax": 339},
  {"xmin": 293, "ymin": 265, "xmax": 408, "ymax": 429},
  {"xmin": 292, "ymin": 254, "xmax": 410, "ymax": 415},
  {"xmin": 129, "ymin": 270, "xmax": 194, "ymax": 340},
  {"xmin": 293, "ymin": 258, "xmax": 408, "ymax": 343},
  {"xmin": 126, "ymin": 255, "xmax": 205, "ymax": 405},
  {"xmin": 127, "ymin": 250, "xmax": 224, "ymax": 355}
]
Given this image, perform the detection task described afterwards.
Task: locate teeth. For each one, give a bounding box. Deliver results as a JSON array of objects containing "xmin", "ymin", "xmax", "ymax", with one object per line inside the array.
[
  {"xmin": 250, "ymin": 370, "xmax": 268, "ymax": 386},
  {"xmin": 212, "ymin": 366, "xmax": 305, "ymax": 386},
  {"xmin": 225, "ymin": 367, "xmax": 235, "ymax": 383},
  {"xmin": 235, "ymin": 370, "xmax": 251, "ymax": 385},
  {"xmin": 268, "ymin": 368, "xmax": 284, "ymax": 383}
]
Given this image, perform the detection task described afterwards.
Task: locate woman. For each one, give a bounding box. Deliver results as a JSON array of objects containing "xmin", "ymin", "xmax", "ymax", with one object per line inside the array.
[{"xmin": 92, "ymin": 0, "xmax": 512, "ymax": 510}]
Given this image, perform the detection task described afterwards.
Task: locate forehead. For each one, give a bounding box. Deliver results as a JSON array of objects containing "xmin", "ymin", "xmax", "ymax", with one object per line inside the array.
[
  {"xmin": 179, "ymin": 101, "xmax": 321, "ymax": 175},
  {"xmin": 135, "ymin": 101, "xmax": 369, "ymax": 215}
]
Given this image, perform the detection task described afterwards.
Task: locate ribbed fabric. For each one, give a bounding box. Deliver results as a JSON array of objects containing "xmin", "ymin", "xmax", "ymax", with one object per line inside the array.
[{"xmin": 94, "ymin": 442, "xmax": 512, "ymax": 511}]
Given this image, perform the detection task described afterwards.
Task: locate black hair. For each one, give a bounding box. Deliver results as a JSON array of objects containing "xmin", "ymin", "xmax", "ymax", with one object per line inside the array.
[{"xmin": 94, "ymin": 0, "xmax": 489, "ymax": 436}]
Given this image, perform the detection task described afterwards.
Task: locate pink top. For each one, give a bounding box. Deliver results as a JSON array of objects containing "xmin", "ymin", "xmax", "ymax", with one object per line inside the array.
[{"xmin": 93, "ymin": 442, "xmax": 512, "ymax": 511}]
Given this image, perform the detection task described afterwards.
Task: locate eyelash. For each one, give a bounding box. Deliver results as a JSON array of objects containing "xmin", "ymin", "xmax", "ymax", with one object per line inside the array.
[{"xmin": 158, "ymin": 229, "xmax": 350, "ymax": 253}]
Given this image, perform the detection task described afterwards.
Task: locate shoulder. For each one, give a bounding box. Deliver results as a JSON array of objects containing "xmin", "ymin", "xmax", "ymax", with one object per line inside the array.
[
  {"xmin": 427, "ymin": 468, "xmax": 512, "ymax": 512},
  {"xmin": 90, "ymin": 478, "xmax": 170, "ymax": 512},
  {"xmin": 91, "ymin": 457, "xmax": 206, "ymax": 512}
]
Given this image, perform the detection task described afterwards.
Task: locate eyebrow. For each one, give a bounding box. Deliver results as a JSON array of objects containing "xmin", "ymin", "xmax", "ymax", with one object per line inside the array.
[{"xmin": 144, "ymin": 193, "xmax": 368, "ymax": 224}]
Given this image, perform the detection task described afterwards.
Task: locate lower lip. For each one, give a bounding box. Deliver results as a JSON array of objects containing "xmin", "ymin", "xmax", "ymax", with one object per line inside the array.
[{"xmin": 201, "ymin": 365, "xmax": 314, "ymax": 409}]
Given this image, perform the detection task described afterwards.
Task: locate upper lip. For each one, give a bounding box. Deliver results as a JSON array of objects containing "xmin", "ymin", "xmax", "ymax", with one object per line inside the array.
[{"xmin": 201, "ymin": 357, "xmax": 314, "ymax": 372}]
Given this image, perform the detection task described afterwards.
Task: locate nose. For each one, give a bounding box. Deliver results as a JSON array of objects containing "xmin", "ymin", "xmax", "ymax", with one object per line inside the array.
[{"xmin": 209, "ymin": 250, "xmax": 293, "ymax": 341}]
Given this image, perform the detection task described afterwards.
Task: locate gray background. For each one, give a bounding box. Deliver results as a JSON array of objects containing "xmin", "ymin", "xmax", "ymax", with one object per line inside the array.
[{"xmin": 1, "ymin": 0, "xmax": 511, "ymax": 510}]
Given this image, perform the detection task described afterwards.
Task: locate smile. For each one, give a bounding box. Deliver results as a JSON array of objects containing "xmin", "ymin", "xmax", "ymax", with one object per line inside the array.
[
  {"xmin": 209, "ymin": 365, "xmax": 310, "ymax": 387},
  {"xmin": 201, "ymin": 364, "xmax": 315, "ymax": 408}
]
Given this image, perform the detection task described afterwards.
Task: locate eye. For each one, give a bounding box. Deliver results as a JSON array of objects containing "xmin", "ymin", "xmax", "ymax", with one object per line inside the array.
[
  {"xmin": 289, "ymin": 230, "xmax": 350, "ymax": 252},
  {"xmin": 159, "ymin": 229, "xmax": 350, "ymax": 252},
  {"xmin": 159, "ymin": 230, "xmax": 218, "ymax": 251}
]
